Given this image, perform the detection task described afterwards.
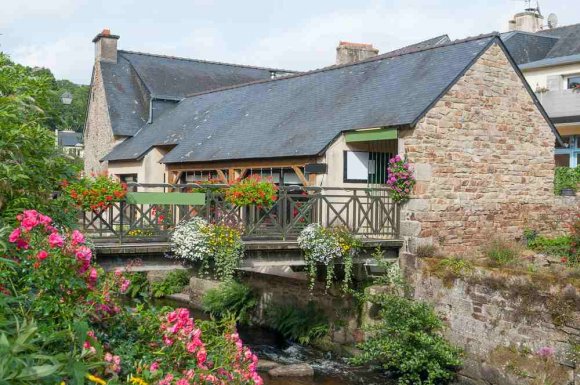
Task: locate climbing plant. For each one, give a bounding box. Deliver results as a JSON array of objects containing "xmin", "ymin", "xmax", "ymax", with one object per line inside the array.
[{"xmin": 386, "ymin": 155, "xmax": 416, "ymax": 202}]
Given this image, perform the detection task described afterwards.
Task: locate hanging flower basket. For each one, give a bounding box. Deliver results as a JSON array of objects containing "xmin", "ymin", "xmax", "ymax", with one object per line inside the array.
[
  {"xmin": 64, "ymin": 173, "xmax": 127, "ymax": 212},
  {"xmin": 225, "ymin": 175, "xmax": 278, "ymax": 208},
  {"xmin": 386, "ymin": 155, "xmax": 416, "ymax": 203}
]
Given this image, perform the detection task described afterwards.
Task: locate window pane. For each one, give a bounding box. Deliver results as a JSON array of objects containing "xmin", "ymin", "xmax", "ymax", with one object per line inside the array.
[
  {"xmin": 555, "ymin": 154, "xmax": 570, "ymax": 167},
  {"xmin": 567, "ymin": 76, "xmax": 580, "ymax": 89}
]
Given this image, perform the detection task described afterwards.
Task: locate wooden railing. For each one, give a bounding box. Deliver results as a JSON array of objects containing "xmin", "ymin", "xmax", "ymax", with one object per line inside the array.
[{"xmin": 80, "ymin": 184, "xmax": 400, "ymax": 242}]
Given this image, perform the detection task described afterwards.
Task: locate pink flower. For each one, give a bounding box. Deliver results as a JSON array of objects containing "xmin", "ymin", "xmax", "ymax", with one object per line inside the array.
[
  {"xmin": 176, "ymin": 379, "xmax": 190, "ymax": 385},
  {"xmin": 75, "ymin": 246, "xmax": 92, "ymax": 261},
  {"xmin": 8, "ymin": 228, "xmax": 21, "ymax": 243},
  {"xmin": 48, "ymin": 232, "xmax": 64, "ymax": 248},
  {"xmin": 537, "ymin": 346, "xmax": 556, "ymax": 358},
  {"xmin": 71, "ymin": 229, "xmax": 85, "ymax": 245},
  {"xmin": 163, "ymin": 336, "xmax": 174, "ymax": 346},
  {"xmin": 36, "ymin": 250, "xmax": 48, "ymax": 261},
  {"xmin": 196, "ymin": 348, "xmax": 207, "ymax": 366},
  {"xmin": 120, "ymin": 278, "xmax": 131, "ymax": 293},
  {"xmin": 112, "ymin": 355, "xmax": 121, "ymax": 365},
  {"xmin": 38, "ymin": 214, "xmax": 52, "ymax": 226},
  {"xmin": 149, "ymin": 361, "xmax": 159, "ymax": 372},
  {"xmin": 104, "ymin": 352, "xmax": 113, "ymax": 362}
]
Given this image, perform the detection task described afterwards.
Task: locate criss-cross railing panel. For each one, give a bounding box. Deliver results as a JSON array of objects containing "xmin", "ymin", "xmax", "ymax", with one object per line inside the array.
[{"xmin": 80, "ymin": 184, "xmax": 400, "ymax": 242}]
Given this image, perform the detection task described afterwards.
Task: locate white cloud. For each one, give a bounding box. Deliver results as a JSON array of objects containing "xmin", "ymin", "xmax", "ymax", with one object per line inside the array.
[
  {"xmin": 0, "ymin": 0, "xmax": 83, "ymax": 28},
  {"xmin": 12, "ymin": 36, "xmax": 93, "ymax": 83}
]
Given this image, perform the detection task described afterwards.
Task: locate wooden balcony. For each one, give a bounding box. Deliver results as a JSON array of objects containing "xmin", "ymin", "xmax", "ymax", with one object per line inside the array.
[{"xmin": 80, "ymin": 184, "xmax": 400, "ymax": 244}]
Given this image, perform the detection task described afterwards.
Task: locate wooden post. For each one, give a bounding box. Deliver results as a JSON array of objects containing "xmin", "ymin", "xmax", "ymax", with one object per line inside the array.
[{"xmin": 291, "ymin": 166, "xmax": 310, "ymax": 186}]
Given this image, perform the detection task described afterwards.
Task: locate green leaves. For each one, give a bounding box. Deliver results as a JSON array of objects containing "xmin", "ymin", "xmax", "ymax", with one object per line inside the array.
[
  {"xmin": 352, "ymin": 295, "xmax": 462, "ymax": 385},
  {"xmin": 0, "ymin": 52, "xmax": 80, "ymax": 228},
  {"xmin": 202, "ymin": 281, "xmax": 257, "ymax": 324}
]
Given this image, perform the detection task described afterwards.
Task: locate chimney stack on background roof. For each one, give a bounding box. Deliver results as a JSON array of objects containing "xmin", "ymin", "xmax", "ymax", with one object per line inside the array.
[
  {"xmin": 93, "ymin": 28, "xmax": 120, "ymax": 63},
  {"xmin": 508, "ymin": 10, "xmax": 544, "ymax": 33},
  {"xmin": 336, "ymin": 41, "xmax": 379, "ymax": 65}
]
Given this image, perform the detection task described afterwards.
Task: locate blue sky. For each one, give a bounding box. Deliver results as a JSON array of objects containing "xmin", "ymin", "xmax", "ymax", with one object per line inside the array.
[{"xmin": 1, "ymin": 0, "xmax": 576, "ymax": 84}]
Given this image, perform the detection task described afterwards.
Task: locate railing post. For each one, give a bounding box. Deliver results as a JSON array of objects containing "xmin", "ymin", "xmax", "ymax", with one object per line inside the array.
[{"xmin": 119, "ymin": 201, "xmax": 124, "ymax": 244}]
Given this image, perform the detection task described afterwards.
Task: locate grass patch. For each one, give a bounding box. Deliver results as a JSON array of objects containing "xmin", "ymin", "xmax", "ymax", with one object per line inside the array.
[{"xmin": 482, "ymin": 238, "xmax": 521, "ymax": 267}]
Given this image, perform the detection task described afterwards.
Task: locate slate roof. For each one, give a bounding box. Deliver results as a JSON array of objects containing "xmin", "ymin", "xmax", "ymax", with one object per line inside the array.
[
  {"xmin": 100, "ymin": 50, "xmax": 295, "ymax": 136},
  {"xmin": 105, "ymin": 34, "xmax": 504, "ymax": 163},
  {"xmin": 502, "ymin": 23, "xmax": 580, "ymax": 65},
  {"xmin": 57, "ymin": 131, "xmax": 83, "ymax": 147},
  {"xmin": 382, "ymin": 34, "xmax": 451, "ymax": 57}
]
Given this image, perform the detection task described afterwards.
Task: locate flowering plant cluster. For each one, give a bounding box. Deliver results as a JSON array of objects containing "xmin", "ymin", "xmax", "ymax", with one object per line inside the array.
[
  {"xmin": 127, "ymin": 308, "xmax": 262, "ymax": 385},
  {"xmin": 297, "ymin": 224, "xmax": 360, "ymax": 290},
  {"xmin": 1, "ymin": 210, "xmax": 263, "ymax": 385},
  {"xmin": 225, "ymin": 175, "xmax": 278, "ymax": 208},
  {"xmin": 63, "ymin": 173, "xmax": 127, "ymax": 212},
  {"xmin": 386, "ymin": 155, "xmax": 416, "ymax": 203},
  {"xmin": 171, "ymin": 218, "xmax": 244, "ymax": 281}
]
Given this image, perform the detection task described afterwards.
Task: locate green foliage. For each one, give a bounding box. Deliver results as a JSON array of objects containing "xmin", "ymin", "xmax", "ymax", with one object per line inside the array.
[
  {"xmin": 434, "ymin": 257, "xmax": 474, "ymax": 285},
  {"xmin": 123, "ymin": 272, "xmax": 150, "ymax": 299},
  {"xmin": 54, "ymin": 80, "xmax": 89, "ymax": 132},
  {"xmin": 202, "ymin": 281, "xmax": 257, "ymax": 324},
  {"xmin": 554, "ymin": 167, "xmax": 580, "ymax": 194},
  {"xmin": 351, "ymin": 294, "xmax": 462, "ymax": 385},
  {"xmin": 482, "ymin": 238, "xmax": 521, "ymax": 266},
  {"xmin": 528, "ymin": 235, "xmax": 572, "ymax": 257},
  {"xmin": 0, "ymin": 53, "xmax": 79, "ymax": 228},
  {"xmin": 150, "ymin": 270, "xmax": 190, "ymax": 298},
  {"xmin": 266, "ymin": 302, "xmax": 329, "ymax": 345}
]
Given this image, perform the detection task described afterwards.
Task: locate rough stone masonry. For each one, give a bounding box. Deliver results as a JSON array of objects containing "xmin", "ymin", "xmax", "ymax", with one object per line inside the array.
[{"xmin": 399, "ymin": 43, "xmax": 580, "ymax": 255}]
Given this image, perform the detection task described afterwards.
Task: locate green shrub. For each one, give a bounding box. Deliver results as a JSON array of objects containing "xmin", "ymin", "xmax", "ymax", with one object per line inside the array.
[
  {"xmin": 150, "ymin": 269, "xmax": 190, "ymax": 298},
  {"xmin": 123, "ymin": 272, "xmax": 150, "ymax": 298},
  {"xmin": 554, "ymin": 167, "xmax": 580, "ymax": 194},
  {"xmin": 483, "ymin": 238, "xmax": 521, "ymax": 266},
  {"xmin": 527, "ymin": 236, "xmax": 572, "ymax": 257},
  {"xmin": 351, "ymin": 294, "xmax": 462, "ymax": 385},
  {"xmin": 434, "ymin": 257, "xmax": 474, "ymax": 285},
  {"xmin": 202, "ymin": 281, "xmax": 257, "ymax": 324},
  {"xmin": 266, "ymin": 302, "xmax": 329, "ymax": 345}
]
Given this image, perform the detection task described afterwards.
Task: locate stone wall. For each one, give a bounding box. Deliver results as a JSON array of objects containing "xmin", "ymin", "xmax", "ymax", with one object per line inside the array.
[
  {"xmin": 401, "ymin": 253, "xmax": 579, "ymax": 385},
  {"xmin": 399, "ymin": 42, "xmax": 580, "ymax": 255},
  {"xmin": 84, "ymin": 62, "xmax": 115, "ymax": 174}
]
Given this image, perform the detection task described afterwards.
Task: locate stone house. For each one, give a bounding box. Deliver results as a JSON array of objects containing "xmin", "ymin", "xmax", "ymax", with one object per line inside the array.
[
  {"xmin": 502, "ymin": 14, "xmax": 580, "ymax": 168},
  {"xmin": 85, "ymin": 30, "xmax": 579, "ymax": 254}
]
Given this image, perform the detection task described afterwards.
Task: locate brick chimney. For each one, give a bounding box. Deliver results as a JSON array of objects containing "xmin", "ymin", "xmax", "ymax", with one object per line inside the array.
[
  {"xmin": 92, "ymin": 28, "xmax": 119, "ymax": 63},
  {"xmin": 336, "ymin": 41, "xmax": 379, "ymax": 65}
]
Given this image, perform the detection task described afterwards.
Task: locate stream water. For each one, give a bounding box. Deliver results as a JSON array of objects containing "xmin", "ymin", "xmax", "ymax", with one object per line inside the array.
[{"xmin": 154, "ymin": 298, "xmax": 394, "ymax": 385}]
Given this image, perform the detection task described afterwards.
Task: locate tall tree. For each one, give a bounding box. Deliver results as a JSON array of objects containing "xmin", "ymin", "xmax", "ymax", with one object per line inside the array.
[{"xmin": 0, "ymin": 53, "xmax": 79, "ymax": 226}]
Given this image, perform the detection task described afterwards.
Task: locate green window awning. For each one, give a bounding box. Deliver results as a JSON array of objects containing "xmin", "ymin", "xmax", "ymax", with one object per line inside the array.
[
  {"xmin": 345, "ymin": 128, "xmax": 397, "ymax": 143},
  {"xmin": 125, "ymin": 192, "xmax": 205, "ymax": 205}
]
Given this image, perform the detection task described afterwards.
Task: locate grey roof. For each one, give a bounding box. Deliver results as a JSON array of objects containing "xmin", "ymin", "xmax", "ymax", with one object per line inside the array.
[
  {"xmin": 501, "ymin": 31, "xmax": 558, "ymax": 64},
  {"xmin": 99, "ymin": 50, "xmax": 294, "ymax": 136},
  {"xmin": 502, "ymin": 23, "xmax": 580, "ymax": 65},
  {"xmin": 383, "ymin": 34, "xmax": 451, "ymax": 57},
  {"xmin": 105, "ymin": 35, "xmax": 500, "ymax": 163},
  {"xmin": 57, "ymin": 131, "xmax": 83, "ymax": 147}
]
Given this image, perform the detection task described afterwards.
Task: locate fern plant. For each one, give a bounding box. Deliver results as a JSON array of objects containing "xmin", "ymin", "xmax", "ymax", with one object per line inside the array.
[
  {"xmin": 202, "ymin": 281, "xmax": 257, "ymax": 325},
  {"xmin": 266, "ymin": 302, "xmax": 329, "ymax": 345},
  {"xmin": 150, "ymin": 270, "xmax": 190, "ymax": 298}
]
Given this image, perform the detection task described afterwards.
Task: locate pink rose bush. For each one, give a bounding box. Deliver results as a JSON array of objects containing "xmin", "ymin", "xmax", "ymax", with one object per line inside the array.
[
  {"xmin": 386, "ymin": 155, "xmax": 416, "ymax": 202},
  {"xmin": 2, "ymin": 209, "xmax": 263, "ymax": 385},
  {"xmin": 129, "ymin": 308, "xmax": 263, "ymax": 385}
]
